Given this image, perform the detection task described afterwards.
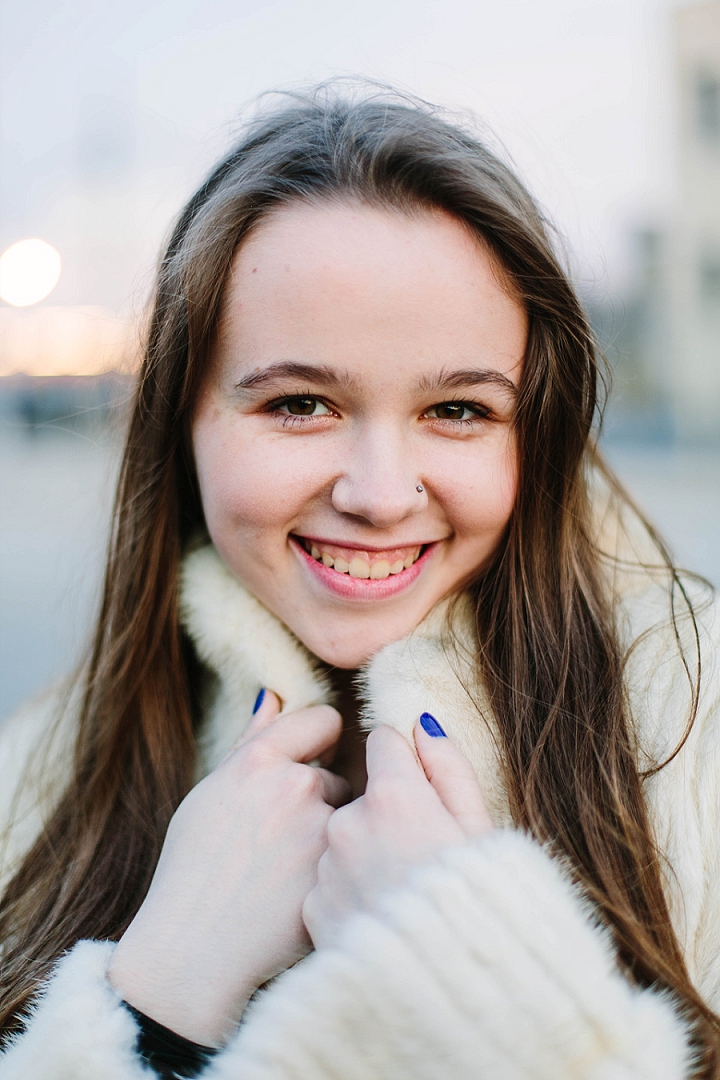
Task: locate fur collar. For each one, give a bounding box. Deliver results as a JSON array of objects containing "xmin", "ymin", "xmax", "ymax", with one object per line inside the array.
[{"xmin": 180, "ymin": 544, "xmax": 512, "ymax": 824}]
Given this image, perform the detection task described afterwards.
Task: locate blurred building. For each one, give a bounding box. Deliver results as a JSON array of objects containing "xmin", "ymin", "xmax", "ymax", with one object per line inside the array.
[
  {"xmin": 668, "ymin": 0, "xmax": 720, "ymax": 440},
  {"xmin": 1, "ymin": 0, "xmax": 718, "ymax": 441},
  {"xmin": 595, "ymin": 0, "xmax": 720, "ymax": 444},
  {"xmin": 590, "ymin": 227, "xmax": 674, "ymax": 442}
]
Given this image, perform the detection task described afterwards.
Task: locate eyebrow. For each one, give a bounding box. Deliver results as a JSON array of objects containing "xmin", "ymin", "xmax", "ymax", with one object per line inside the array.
[
  {"xmin": 418, "ymin": 367, "xmax": 518, "ymax": 397},
  {"xmin": 234, "ymin": 360, "xmax": 517, "ymax": 397},
  {"xmin": 234, "ymin": 361, "xmax": 358, "ymax": 391}
]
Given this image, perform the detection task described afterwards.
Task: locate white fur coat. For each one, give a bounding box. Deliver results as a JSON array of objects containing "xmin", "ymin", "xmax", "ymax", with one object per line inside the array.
[{"xmin": 1, "ymin": 542, "xmax": 719, "ymax": 1080}]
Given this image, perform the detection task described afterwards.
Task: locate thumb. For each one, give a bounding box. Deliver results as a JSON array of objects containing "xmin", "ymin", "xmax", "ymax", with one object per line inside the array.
[
  {"xmin": 414, "ymin": 715, "xmax": 493, "ymax": 838},
  {"xmin": 232, "ymin": 688, "xmax": 282, "ymax": 750}
]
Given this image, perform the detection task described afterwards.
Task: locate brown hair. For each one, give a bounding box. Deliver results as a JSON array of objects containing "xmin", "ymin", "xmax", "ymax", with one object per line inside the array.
[{"xmin": 1, "ymin": 85, "xmax": 717, "ymax": 1070}]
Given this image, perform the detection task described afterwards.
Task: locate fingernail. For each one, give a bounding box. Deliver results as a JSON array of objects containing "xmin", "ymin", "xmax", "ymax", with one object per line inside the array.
[
  {"xmin": 420, "ymin": 712, "xmax": 446, "ymax": 738},
  {"xmin": 252, "ymin": 688, "xmax": 265, "ymax": 714}
]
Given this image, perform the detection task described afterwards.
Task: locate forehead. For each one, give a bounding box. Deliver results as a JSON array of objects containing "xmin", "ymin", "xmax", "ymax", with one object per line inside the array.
[{"xmin": 214, "ymin": 199, "xmax": 527, "ymax": 386}]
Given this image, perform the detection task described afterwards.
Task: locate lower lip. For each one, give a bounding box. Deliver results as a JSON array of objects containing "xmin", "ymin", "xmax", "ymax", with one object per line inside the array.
[{"xmin": 291, "ymin": 538, "xmax": 437, "ymax": 601}]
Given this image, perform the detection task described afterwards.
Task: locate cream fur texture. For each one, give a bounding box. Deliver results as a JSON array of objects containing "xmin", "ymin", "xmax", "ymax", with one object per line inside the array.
[
  {"xmin": 181, "ymin": 546, "xmax": 331, "ymax": 770},
  {"xmin": 0, "ymin": 941, "xmax": 147, "ymax": 1079},
  {"xmin": 210, "ymin": 832, "xmax": 694, "ymax": 1080},
  {"xmin": 1, "ymin": 541, "xmax": 718, "ymax": 1078}
]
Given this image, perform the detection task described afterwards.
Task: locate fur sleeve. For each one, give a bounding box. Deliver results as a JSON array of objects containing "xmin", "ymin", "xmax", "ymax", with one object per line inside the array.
[
  {"xmin": 208, "ymin": 831, "xmax": 695, "ymax": 1080},
  {"xmin": 0, "ymin": 835, "xmax": 695, "ymax": 1080},
  {"xmin": 0, "ymin": 941, "xmax": 147, "ymax": 1079}
]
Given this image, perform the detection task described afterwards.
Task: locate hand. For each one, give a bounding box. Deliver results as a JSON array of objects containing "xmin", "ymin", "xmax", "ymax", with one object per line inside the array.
[
  {"xmin": 303, "ymin": 718, "xmax": 493, "ymax": 949},
  {"xmin": 109, "ymin": 692, "xmax": 350, "ymax": 1047}
]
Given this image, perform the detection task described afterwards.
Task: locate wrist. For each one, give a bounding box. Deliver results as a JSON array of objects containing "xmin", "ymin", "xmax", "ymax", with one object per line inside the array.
[
  {"xmin": 123, "ymin": 1002, "xmax": 218, "ymax": 1078},
  {"xmin": 109, "ymin": 934, "xmax": 254, "ymax": 1048}
]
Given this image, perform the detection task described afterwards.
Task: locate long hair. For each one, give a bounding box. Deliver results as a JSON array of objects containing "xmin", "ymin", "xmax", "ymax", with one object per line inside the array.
[{"xmin": 1, "ymin": 85, "xmax": 717, "ymax": 1069}]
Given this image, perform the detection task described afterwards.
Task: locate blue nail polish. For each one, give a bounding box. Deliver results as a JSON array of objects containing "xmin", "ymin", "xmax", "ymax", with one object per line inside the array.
[
  {"xmin": 420, "ymin": 712, "xmax": 447, "ymax": 738},
  {"xmin": 252, "ymin": 688, "xmax": 265, "ymax": 714}
]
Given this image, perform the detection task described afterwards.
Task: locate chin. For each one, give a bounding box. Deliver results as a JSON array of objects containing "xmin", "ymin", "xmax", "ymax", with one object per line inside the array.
[
  {"xmin": 307, "ymin": 642, "xmax": 379, "ymax": 670},
  {"xmin": 298, "ymin": 628, "xmax": 399, "ymax": 670}
]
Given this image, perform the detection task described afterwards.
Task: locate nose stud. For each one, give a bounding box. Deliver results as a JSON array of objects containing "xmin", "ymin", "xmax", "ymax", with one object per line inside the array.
[{"xmin": 416, "ymin": 484, "xmax": 424, "ymax": 493}]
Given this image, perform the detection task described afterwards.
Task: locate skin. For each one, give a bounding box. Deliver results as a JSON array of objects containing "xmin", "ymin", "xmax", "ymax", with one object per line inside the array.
[
  {"xmin": 304, "ymin": 721, "xmax": 494, "ymax": 950},
  {"xmin": 109, "ymin": 200, "xmax": 524, "ymax": 1046},
  {"xmin": 110, "ymin": 694, "xmax": 350, "ymax": 1045},
  {"xmin": 193, "ymin": 200, "xmax": 526, "ymax": 667}
]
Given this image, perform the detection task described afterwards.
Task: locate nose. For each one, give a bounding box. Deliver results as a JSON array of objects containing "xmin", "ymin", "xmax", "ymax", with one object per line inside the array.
[{"xmin": 331, "ymin": 427, "xmax": 426, "ymax": 528}]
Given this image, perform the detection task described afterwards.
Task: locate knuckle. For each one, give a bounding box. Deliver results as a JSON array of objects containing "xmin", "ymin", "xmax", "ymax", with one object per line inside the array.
[
  {"xmin": 288, "ymin": 764, "xmax": 323, "ymax": 801},
  {"xmin": 237, "ymin": 738, "xmax": 273, "ymax": 772},
  {"xmin": 365, "ymin": 775, "xmax": 400, "ymax": 815},
  {"xmin": 326, "ymin": 803, "xmax": 354, "ymax": 846}
]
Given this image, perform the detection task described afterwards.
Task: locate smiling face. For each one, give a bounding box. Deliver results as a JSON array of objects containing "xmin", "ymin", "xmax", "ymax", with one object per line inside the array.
[{"xmin": 192, "ymin": 200, "xmax": 527, "ymax": 667}]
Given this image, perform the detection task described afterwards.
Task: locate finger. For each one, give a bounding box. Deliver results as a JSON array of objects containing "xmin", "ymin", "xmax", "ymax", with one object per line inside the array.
[
  {"xmin": 260, "ymin": 704, "xmax": 344, "ymax": 764},
  {"xmin": 314, "ymin": 767, "xmax": 352, "ymax": 809},
  {"xmin": 316, "ymin": 736, "xmax": 340, "ymax": 769},
  {"xmin": 231, "ymin": 689, "xmax": 282, "ymax": 751},
  {"xmin": 364, "ymin": 724, "xmax": 425, "ymax": 785},
  {"xmin": 414, "ymin": 719, "xmax": 493, "ymax": 837}
]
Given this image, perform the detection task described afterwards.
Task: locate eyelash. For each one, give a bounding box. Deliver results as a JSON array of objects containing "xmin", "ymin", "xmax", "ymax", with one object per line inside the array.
[
  {"xmin": 264, "ymin": 394, "xmax": 494, "ymax": 427},
  {"xmin": 425, "ymin": 401, "xmax": 492, "ymax": 425},
  {"xmin": 265, "ymin": 395, "xmax": 335, "ymax": 428}
]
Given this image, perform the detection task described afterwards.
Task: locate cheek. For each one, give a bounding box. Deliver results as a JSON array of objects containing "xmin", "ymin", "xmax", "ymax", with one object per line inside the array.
[
  {"xmin": 439, "ymin": 435, "xmax": 518, "ymax": 542},
  {"xmin": 192, "ymin": 413, "xmax": 325, "ymax": 537}
]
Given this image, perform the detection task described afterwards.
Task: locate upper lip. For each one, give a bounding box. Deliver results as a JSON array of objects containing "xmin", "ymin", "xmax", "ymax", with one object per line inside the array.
[{"xmin": 292, "ymin": 534, "xmax": 441, "ymax": 552}]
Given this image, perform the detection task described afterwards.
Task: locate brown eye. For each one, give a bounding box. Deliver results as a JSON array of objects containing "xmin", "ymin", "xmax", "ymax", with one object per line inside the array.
[
  {"xmin": 428, "ymin": 402, "xmax": 478, "ymax": 421},
  {"xmin": 281, "ymin": 397, "xmax": 329, "ymax": 416}
]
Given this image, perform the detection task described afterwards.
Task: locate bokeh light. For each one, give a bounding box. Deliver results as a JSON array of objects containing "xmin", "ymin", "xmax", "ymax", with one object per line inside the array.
[{"xmin": 0, "ymin": 239, "xmax": 62, "ymax": 307}]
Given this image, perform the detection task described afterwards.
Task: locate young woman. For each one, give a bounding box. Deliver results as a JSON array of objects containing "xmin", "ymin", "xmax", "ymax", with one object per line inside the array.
[{"xmin": 0, "ymin": 88, "xmax": 718, "ymax": 1080}]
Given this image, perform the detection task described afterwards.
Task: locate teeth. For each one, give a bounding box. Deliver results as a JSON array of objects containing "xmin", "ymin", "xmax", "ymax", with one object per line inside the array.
[{"xmin": 303, "ymin": 540, "xmax": 423, "ymax": 577}]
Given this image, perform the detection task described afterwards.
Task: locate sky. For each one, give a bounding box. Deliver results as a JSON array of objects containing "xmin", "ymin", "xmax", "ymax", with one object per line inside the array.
[{"xmin": 0, "ymin": 0, "xmax": 692, "ymax": 315}]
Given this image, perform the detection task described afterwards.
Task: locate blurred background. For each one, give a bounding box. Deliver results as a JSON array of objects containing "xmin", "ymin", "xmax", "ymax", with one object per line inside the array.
[{"xmin": 1, "ymin": 0, "xmax": 718, "ymax": 720}]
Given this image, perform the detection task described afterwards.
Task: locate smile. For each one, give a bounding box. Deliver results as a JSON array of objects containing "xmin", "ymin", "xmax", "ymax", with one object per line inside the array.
[
  {"xmin": 298, "ymin": 538, "xmax": 424, "ymax": 578},
  {"xmin": 291, "ymin": 536, "xmax": 436, "ymax": 600}
]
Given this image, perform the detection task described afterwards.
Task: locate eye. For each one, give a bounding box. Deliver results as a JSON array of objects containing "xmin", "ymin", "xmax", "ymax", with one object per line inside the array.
[
  {"xmin": 425, "ymin": 402, "xmax": 488, "ymax": 421},
  {"xmin": 276, "ymin": 396, "xmax": 331, "ymax": 416}
]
